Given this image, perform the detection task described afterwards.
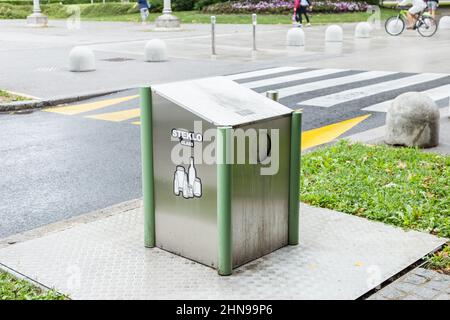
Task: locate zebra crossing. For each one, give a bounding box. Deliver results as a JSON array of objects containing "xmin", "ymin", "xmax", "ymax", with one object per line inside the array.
[
  {"xmin": 229, "ymin": 67, "xmax": 450, "ymax": 111},
  {"xmin": 41, "ymin": 66, "xmax": 449, "ymax": 149},
  {"xmin": 45, "ymin": 66, "xmax": 450, "ymax": 125}
]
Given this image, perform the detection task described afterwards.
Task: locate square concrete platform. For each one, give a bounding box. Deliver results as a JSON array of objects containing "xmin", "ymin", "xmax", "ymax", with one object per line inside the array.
[{"xmin": 0, "ymin": 203, "xmax": 445, "ymax": 299}]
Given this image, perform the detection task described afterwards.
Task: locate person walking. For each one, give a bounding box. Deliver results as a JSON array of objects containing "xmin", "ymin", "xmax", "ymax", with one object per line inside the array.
[
  {"xmin": 294, "ymin": 0, "xmax": 312, "ymax": 27},
  {"xmin": 137, "ymin": 0, "xmax": 151, "ymax": 25}
]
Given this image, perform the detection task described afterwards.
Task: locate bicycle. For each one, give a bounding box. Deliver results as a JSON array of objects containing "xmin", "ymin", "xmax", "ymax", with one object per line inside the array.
[{"xmin": 385, "ymin": 6, "xmax": 438, "ymax": 37}]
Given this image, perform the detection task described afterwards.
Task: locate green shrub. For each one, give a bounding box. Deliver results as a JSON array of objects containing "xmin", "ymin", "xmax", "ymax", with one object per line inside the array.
[
  {"xmin": 0, "ymin": 3, "xmax": 150, "ymax": 19},
  {"xmin": 172, "ymin": 0, "xmax": 194, "ymax": 10},
  {"xmin": 41, "ymin": 3, "xmax": 72, "ymax": 18},
  {"xmin": 0, "ymin": 3, "xmax": 30, "ymax": 18},
  {"xmin": 149, "ymin": 0, "xmax": 163, "ymax": 12},
  {"xmin": 194, "ymin": 0, "xmax": 227, "ymax": 10}
]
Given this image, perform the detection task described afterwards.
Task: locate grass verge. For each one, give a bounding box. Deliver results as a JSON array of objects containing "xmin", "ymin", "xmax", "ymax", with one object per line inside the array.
[
  {"xmin": 301, "ymin": 140, "xmax": 450, "ymax": 273},
  {"xmin": 0, "ymin": 3, "xmax": 397, "ymax": 24},
  {"xmin": 0, "ymin": 90, "xmax": 27, "ymax": 103},
  {"xmin": 0, "ymin": 270, "xmax": 66, "ymax": 300}
]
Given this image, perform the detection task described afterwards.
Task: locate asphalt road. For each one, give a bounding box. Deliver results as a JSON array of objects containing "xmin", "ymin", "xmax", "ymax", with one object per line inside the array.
[
  {"xmin": 1, "ymin": 20, "xmax": 449, "ymax": 238},
  {"xmin": 2, "ymin": 65, "xmax": 450, "ymax": 238},
  {"xmin": 0, "ymin": 102, "xmax": 141, "ymax": 237}
]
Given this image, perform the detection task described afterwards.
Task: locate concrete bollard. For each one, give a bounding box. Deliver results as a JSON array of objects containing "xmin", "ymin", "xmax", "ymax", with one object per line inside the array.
[
  {"xmin": 252, "ymin": 13, "xmax": 257, "ymax": 51},
  {"xmin": 286, "ymin": 28, "xmax": 305, "ymax": 46},
  {"xmin": 145, "ymin": 39, "xmax": 168, "ymax": 62},
  {"xmin": 439, "ymin": 16, "xmax": 450, "ymax": 30},
  {"xmin": 211, "ymin": 16, "xmax": 216, "ymax": 56},
  {"xmin": 325, "ymin": 25, "xmax": 343, "ymax": 42},
  {"xmin": 385, "ymin": 92, "xmax": 440, "ymax": 148},
  {"xmin": 265, "ymin": 90, "xmax": 279, "ymax": 101},
  {"xmin": 354, "ymin": 22, "xmax": 371, "ymax": 38},
  {"xmin": 69, "ymin": 46, "xmax": 95, "ymax": 72}
]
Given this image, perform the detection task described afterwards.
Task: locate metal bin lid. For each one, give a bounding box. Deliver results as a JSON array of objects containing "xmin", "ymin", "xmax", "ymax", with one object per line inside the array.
[{"xmin": 152, "ymin": 76, "xmax": 292, "ymax": 126}]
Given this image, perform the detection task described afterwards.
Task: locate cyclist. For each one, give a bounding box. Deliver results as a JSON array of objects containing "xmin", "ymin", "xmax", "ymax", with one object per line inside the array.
[
  {"xmin": 426, "ymin": 0, "xmax": 439, "ymax": 20},
  {"xmin": 398, "ymin": 0, "xmax": 427, "ymax": 29}
]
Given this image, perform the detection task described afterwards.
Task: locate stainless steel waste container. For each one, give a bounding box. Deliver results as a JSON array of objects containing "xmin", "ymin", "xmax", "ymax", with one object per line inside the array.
[{"xmin": 140, "ymin": 76, "xmax": 302, "ymax": 275}]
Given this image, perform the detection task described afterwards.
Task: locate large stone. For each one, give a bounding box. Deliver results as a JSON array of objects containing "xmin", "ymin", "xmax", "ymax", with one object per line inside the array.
[
  {"xmin": 145, "ymin": 39, "xmax": 167, "ymax": 62},
  {"xmin": 69, "ymin": 46, "xmax": 95, "ymax": 72},
  {"xmin": 286, "ymin": 28, "xmax": 305, "ymax": 46},
  {"xmin": 26, "ymin": 12, "xmax": 48, "ymax": 27},
  {"xmin": 354, "ymin": 22, "xmax": 371, "ymax": 38},
  {"xmin": 439, "ymin": 16, "xmax": 450, "ymax": 30},
  {"xmin": 325, "ymin": 25, "xmax": 343, "ymax": 42},
  {"xmin": 385, "ymin": 92, "xmax": 440, "ymax": 148},
  {"xmin": 155, "ymin": 14, "xmax": 180, "ymax": 30}
]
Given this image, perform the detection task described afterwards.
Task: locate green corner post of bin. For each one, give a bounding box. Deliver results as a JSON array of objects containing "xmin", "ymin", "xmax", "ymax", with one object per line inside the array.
[
  {"xmin": 217, "ymin": 126, "xmax": 232, "ymax": 276},
  {"xmin": 140, "ymin": 86, "xmax": 156, "ymax": 248},
  {"xmin": 289, "ymin": 110, "xmax": 302, "ymax": 246}
]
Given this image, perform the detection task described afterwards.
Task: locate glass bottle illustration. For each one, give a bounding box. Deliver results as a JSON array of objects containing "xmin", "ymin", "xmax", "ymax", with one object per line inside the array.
[{"xmin": 173, "ymin": 157, "xmax": 202, "ymax": 199}]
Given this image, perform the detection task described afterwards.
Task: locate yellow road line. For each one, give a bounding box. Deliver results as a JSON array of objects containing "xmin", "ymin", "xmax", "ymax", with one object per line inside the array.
[
  {"xmin": 86, "ymin": 108, "xmax": 140, "ymax": 122},
  {"xmin": 129, "ymin": 114, "xmax": 370, "ymax": 151},
  {"xmin": 44, "ymin": 95, "xmax": 138, "ymax": 115},
  {"xmin": 302, "ymin": 114, "xmax": 370, "ymax": 150}
]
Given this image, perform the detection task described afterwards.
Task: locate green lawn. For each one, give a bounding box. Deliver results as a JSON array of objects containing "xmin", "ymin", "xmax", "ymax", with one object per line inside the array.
[
  {"xmin": 84, "ymin": 9, "xmax": 397, "ymax": 24},
  {"xmin": 0, "ymin": 270, "xmax": 65, "ymax": 300},
  {"xmin": 0, "ymin": 2, "xmax": 398, "ymax": 24},
  {"xmin": 301, "ymin": 140, "xmax": 450, "ymax": 273},
  {"xmin": 0, "ymin": 90, "xmax": 27, "ymax": 103}
]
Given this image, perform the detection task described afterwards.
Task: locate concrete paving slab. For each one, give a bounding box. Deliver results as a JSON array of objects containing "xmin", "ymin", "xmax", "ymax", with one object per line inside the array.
[
  {"xmin": 0, "ymin": 203, "xmax": 445, "ymax": 299},
  {"xmin": 368, "ymin": 268, "xmax": 450, "ymax": 300}
]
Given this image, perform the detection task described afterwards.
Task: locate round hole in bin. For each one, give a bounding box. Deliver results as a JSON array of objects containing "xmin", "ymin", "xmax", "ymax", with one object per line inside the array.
[{"xmin": 249, "ymin": 133, "xmax": 271, "ymax": 164}]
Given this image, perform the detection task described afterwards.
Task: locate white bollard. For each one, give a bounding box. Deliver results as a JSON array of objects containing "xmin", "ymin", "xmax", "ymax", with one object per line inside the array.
[
  {"xmin": 354, "ymin": 22, "xmax": 371, "ymax": 38},
  {"xmin": 286, "ymin": 28, "xmax": 305, "ymax": 46},
  {"xmin": 325, "ymin": 25, "xmax": 343, "ymax": 42},
  {"xmin": 145, "ymin": 39, "xmax": 168, "ymax": 62},
  {"xmin": 439, "ymin": 16, "xmax": 450, "ymax": 30},
  {"xmin": 69, "ymin": 46, "xmax": 95, "ymax": 72}
]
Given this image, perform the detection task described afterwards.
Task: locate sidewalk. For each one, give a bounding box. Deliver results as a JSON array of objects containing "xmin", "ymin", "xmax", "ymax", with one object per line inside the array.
[
  {"xmin": 369, "ymin": 268, "xmax": 450, "ymax": 300},
  {"xmin": 0, "ymin": 200, "xmax": 445, "ymax": 299}
]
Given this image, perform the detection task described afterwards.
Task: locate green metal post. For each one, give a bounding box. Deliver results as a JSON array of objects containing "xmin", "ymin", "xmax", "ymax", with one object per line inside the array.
[
  {"xmin": 289, "ymin": 110, "xmax": 302, "ymax": 245},
  {"xmin": 140, "ymin": 86, "xmax": 155, "ymax": 248},
  {"xmin": 217, "ymin": 126, "xmax": 232, "ymax": 276}
]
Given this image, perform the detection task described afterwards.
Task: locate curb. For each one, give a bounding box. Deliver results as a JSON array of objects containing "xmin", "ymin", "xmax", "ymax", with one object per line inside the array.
[
  {"xmin": 0, "ymin": 88, "xmax": 130, "ymax": 113},
  {"xmin": 0, "ymin": 198, "xmax": 142, "ymax": 249},
  {"xmin": 346, "ymin": 109, "xmax": 449, "ymax": 146}
]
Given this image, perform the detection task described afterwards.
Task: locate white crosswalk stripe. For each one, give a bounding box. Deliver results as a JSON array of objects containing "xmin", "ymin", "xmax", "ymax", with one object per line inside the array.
[
  {"xmin": 241, "ymin": 68, "xmax": 344, "ymax": 89},
  {"xmin": 362, "ymin": 84, "xmax": 450, "ymax": 112},
  {"xmin": 278, "ymin": 70, "xmax": 396, "ymax": 99},
  {"xmin": 299, "ymin": 73, "xmax": 448, "ymax": 108},
  {"xmin": 226, "ymin": 66, "xmax": 449, "ymax": 113},
  {"xmin": 226, "ymin": 67, "xmax": 303, "ymax": 81}
]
